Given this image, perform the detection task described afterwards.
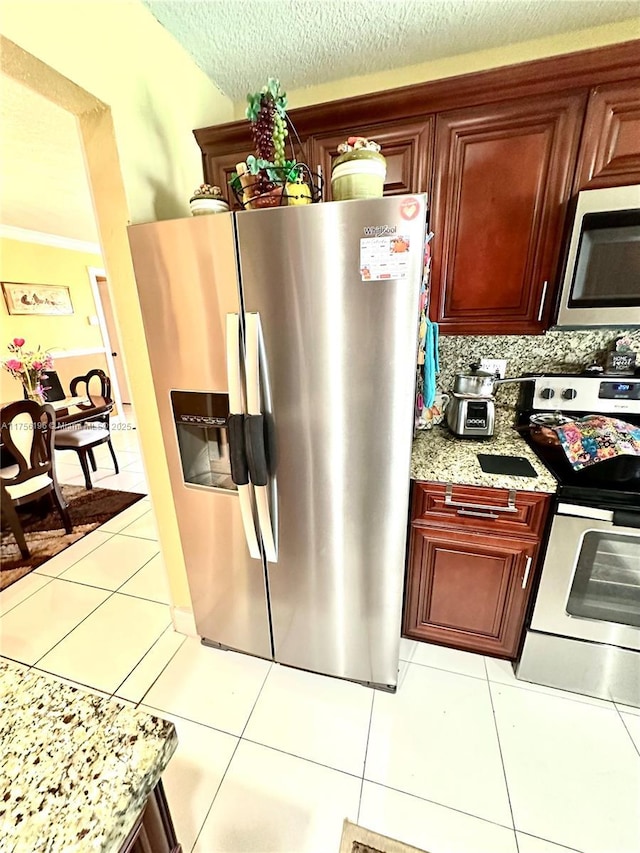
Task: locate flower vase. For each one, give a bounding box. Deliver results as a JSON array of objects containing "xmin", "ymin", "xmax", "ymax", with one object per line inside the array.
[{"xmin": 25, "ymin": 388, "xmax": 45, "ymax": 404}]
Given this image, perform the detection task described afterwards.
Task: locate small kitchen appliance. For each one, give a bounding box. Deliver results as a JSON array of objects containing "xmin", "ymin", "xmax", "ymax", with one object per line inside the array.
[
  {"xmin": 515, "ymin": 371, "xmax": 640, "ymax": 706},
  {"xmin": 555, "ymin": 183, "xmax": 640, "ymax": 328},
  {"xmin": 446, "ymin": 393, "xmax": 495, "ymax": 438},
  {"xmin": 447, "ymin": 364, "xmax": 534, "ymax": 438}
]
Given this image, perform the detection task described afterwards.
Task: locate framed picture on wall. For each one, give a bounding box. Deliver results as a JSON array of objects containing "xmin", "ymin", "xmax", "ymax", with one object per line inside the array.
[{"xmin": 2, "ymin": 282, "xmax": 74, "ymax": 316}]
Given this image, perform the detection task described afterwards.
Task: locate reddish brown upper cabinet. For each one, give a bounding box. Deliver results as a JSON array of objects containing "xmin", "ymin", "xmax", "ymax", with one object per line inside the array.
[
  {"xmin": 202, "ymin": 149, "xmax": 251, "ymax": 210},
  {"xmin": 429, "ymin": 93, "xmax": 586, "ymax": 335},
  {"xmin": 308, "ymin": 120, "xmax": 434, "ymax": 201},
  {"xmin": 403, "ymin": 481, "xmax": 550, "ymax": 659},
  {"xmin": 574, "ymin": 79, "xmax": 640, "ymax": 191},
  {"xmin": 195, "ymin": 44, "xmax": 640, "ymax": 335}
]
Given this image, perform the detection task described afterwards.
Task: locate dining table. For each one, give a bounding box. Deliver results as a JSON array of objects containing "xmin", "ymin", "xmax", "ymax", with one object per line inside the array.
[{"xmin": 51, "ymin": 396, "xmax": 113, "ymax": 428}]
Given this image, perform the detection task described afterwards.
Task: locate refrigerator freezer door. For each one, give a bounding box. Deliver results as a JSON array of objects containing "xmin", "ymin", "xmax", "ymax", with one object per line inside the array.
[
  {"xmin": 127, "ymin": 215, "xmax": 272, "ymax": 660},
  {"xmin": 236, "ymin": 195, "xmax": 427, "ymax": 686}
]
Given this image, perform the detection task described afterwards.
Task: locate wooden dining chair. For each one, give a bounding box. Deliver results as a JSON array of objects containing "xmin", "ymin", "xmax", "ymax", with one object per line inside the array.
[
  {"xmin": 0, "ymin": 400, "xmax": 72, "ymax": 559},
  {"xmin": 41, "ymin": 369, "xmax": 65, "ymax": 403},
  {"xmin": 54, "ymin": 369, "xmax": 119, "ymax": 490}
]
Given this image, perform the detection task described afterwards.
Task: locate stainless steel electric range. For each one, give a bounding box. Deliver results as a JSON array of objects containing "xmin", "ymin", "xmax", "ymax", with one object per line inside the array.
[{"xmin": 514, "ymin": 372, "xmax": 640, "ymax": 707}]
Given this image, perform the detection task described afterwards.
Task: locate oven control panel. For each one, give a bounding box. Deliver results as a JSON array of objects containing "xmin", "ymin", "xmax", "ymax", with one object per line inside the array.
[{"xmin": 530, "ymin": 375, "xmax": 640, "ymax": 415}]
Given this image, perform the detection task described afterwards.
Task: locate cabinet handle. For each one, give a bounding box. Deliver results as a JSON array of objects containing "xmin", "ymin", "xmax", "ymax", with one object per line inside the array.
[
  {"xmin": 537, "ymin": 281, "xmax": 548, "ymax": 323},
  {"xmin": 445, "ymin": 484, "xmax": 517, "ymax": 514},
  {"xmin": 522, "ymin": 556, "xmax": 532, "ymax": 589},
  {"xmin": 457, "ymin": 509, "xmax": 499, "ymax": 520}
]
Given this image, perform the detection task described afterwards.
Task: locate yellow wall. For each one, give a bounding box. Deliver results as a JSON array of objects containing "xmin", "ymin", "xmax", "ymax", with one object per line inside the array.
[
  {"xmin": 0, "ymin": 0, "xmax": 233, "ymax": 222},
  {"xmin": 0, "ymin": 237, "xmax": 104, "ymax": 403},
  {"xmin": 247, "ymin": 19, "xmax": 640, "ymax": 115},
  {"xmin": 1, "ymin": 1, "xmax": 234, "ymax": 614}
]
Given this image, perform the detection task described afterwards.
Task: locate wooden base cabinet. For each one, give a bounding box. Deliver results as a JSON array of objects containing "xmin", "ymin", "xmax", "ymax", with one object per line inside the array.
[
  {"xmin": 403, "ymin": 482, "xmax": 550, "ymax": 659},
  {"xmin": 119, "ymin": 781, "xmax": 182, "ymax": 853}
]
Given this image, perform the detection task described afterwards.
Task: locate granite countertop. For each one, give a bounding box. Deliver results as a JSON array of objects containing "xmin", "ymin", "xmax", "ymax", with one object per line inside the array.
[
  {"xmin": 0, "ymin": 659, "xmax": 177, "ymax": 853},
  {"xmin": 411, "ymin": 413, "xmax": 558, "ymax": 493}
]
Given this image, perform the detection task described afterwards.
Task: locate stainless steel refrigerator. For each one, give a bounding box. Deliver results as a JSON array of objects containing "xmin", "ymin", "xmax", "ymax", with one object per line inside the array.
[{"xmin": 128, "ymin": 195, "xmax": 427, "ymax": 690}]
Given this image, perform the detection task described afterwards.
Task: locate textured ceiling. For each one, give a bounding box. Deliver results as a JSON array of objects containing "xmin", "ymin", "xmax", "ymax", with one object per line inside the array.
[
  {"xmin": 143, "ymin": 0, "xmax": 640, "ymax": 101},
  {"xmin": 0, "ymin": 74, "xmax": 99, "ymax": 244}
]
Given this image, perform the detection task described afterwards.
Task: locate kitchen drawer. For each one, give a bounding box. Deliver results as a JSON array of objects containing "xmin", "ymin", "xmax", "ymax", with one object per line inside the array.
[{"xmin": 412, "ymin": 481, "xmax": 549, "ymax": 539}]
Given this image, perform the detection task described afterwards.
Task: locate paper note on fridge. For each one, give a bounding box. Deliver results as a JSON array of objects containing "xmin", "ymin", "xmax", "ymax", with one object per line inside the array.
[{"xmin": 360, "ymin": 235, "xmax": 411, "ymax": 281}]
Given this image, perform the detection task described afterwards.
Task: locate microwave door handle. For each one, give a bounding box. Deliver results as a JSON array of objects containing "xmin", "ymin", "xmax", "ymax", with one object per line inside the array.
[
  {"xmin": 244, "ymin": 312, "xmax": 278, "ymax": 563},
  {"xmin": 226, "ymin": 312, "xmax": 260, "ymax": 559}
]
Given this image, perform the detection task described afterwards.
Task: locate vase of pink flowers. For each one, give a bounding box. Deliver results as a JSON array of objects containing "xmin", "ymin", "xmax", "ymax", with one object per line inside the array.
[{"xmin": 2, "ymin": 338, "xmax": 54, "ymax": 403}]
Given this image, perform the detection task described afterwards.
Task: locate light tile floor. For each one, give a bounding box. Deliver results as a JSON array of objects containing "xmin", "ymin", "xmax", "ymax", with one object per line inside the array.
[{"xmin": 2, "ymin": 413, "xmax": 639, "ymax": 852}]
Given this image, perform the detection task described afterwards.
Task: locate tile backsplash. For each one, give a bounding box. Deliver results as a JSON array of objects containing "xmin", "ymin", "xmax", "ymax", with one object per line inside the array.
[{"xmin": 437, "ymin": 327, "xmax": 640, "ymax": 410}]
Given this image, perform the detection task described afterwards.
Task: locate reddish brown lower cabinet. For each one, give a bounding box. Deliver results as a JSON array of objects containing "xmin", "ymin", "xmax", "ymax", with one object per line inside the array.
[
  {"xmin": 119, "ymin": 781, "xmax": 182, "ymax": 853},
  {"xmin": 403, "ymin": 481, "xmax": 550, "ymax": 658}
]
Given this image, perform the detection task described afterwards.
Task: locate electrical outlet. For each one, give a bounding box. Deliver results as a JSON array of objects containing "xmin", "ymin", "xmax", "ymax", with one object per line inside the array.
[{"xmin": 480, "ymin": 358, "xmax": 507, "ymax": 378}]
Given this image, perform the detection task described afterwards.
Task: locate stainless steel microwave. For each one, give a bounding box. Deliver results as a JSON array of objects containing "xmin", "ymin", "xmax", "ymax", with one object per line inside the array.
[{"xmin": 555, "ymin": 184, "xmax": 640, "ymax": 328}]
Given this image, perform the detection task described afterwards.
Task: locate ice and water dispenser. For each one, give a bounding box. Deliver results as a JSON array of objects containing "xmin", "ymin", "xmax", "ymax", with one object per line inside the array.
[{"xmin": 171, "ymin": 390, "xmax": 237, "ymax": 491}]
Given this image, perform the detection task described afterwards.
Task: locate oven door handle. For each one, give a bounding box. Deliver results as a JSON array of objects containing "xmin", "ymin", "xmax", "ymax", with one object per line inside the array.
[
  {"xmin": 613, "ymin": 510, "xmax": 640, "ymax": 529},
  {"xmin": 557, "ymin": 503, "xmax": 614, "ymax": 522}
]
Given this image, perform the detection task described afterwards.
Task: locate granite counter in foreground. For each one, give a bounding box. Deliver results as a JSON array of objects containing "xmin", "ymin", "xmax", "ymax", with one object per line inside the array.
[
  {"xmin": 411, "ymin": 419, "xmax": 558, "ymax": 493},
  {"xmin": 0, "ymin": 658, "xmax": 177, "ymax": 853}
]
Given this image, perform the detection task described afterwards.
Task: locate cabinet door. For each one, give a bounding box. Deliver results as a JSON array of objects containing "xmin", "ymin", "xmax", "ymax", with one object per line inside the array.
[
  {"xmin": 203, "ymin": 150, "xmax": 249, "ymax": 210},
  {"xmin": 403, "ymin": 525, "xmax": 536, "ymax": 658},
  {"xmin": 309, "ymin": 120, "xmax": 434, "ymax": 202},
  {"xmin": 574, "ymin": 79, "xmax": 640, "ymax": 190},
  {"xmin": 430, "ymin": 93, "xmax": 585, "ymax": 335}
]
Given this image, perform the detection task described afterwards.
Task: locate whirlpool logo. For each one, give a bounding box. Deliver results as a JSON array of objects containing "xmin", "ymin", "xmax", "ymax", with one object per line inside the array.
[{"xmin": 363, "ymin": 225, "xmax": 397, "ymax": 237}]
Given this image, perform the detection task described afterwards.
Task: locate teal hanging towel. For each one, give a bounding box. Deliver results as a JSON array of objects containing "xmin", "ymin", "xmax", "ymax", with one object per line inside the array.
[{"xmin": 415, "ymin": 232, "xmax": 440, "ymax": 430}]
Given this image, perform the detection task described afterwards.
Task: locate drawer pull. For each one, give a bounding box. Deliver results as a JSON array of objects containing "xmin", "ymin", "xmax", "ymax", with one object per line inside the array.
[
  {"xmin": 457, "ymin": 509, "xmax": 499, "ymax": 520},
  {"xmin": 445, "ymin": 484, "xmax": 517, "ymax": 514},
  {"xmin": 522, "ymin": 556, "xmax": 532, "ymax": 589}
]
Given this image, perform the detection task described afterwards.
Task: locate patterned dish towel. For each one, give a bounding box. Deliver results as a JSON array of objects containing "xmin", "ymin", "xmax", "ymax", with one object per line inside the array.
[{"xmin": 554, "ymin": 416, "xmax": 640, "ymax": 471}]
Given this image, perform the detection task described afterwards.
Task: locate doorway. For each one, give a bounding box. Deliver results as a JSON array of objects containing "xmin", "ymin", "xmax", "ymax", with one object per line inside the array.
[{"xmin": 88, "ymin": 266, "xmax": 131, "ymax": 408}]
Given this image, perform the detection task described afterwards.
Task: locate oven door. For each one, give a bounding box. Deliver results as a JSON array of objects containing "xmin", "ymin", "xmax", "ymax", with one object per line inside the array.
[{"xmin": 531, "ymin": 503, "xmax": 640, "ymax": 651}]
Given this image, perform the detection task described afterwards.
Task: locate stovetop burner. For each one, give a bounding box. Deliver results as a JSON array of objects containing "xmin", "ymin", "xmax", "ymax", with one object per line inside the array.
[{"xmin": 516, "ymin": 372, "xmax": 640, "ymax": 511}]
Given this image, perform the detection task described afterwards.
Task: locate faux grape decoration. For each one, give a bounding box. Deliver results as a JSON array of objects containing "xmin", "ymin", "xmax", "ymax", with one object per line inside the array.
[
  {"xmin": 246, "ymin": 77, "xmax": 288, "ymax": 165},
  {"xmin": 246, "ymin": 78, "xmax": 289, "ymax": 193},
  {"xmin": 230, "ymin": 77, "xmax": 316, "ymax": 208}
]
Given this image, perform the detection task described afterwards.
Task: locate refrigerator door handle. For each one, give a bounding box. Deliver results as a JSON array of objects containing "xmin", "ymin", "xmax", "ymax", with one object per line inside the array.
[
  {"xmin": 244, "ymin": 414, "xmax": 268, "ymax": 486},
  {"xmin": 245, "ymin": 312, "xmax": 278, "ymax": 563},
  {"xmin": 226, "ymin": 313, "xmax": 261, "ymax": 559},
  {"xmin": 227, "ymin": 414, "xmax": 249, "ymax": 486}
]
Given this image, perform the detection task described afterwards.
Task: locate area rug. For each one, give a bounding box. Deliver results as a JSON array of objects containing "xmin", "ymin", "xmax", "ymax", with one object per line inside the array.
[
  {"xmin": 339, "ymin": 820, "xmax": 430, "ymax": 853},
  {"xmin": 1, "ymin": 485, "xmax": 145, "ymax": 590}
]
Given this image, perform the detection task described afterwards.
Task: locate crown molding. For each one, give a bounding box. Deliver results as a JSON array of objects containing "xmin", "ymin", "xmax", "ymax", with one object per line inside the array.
[
  {"xmin": 0, "ymin": 224, "xmax": 101, "ymax": 255},
  {"xmin": 195, "ymin": 39, "xmax": 640, "ymax": 151}
]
